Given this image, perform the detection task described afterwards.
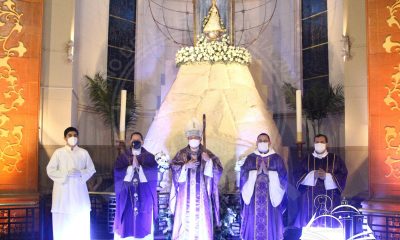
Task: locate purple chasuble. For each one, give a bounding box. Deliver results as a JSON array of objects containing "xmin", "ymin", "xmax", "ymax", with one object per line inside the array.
[
  {"xmin": 240, "ymin": 152, "xmax": 287, "ymax": 240},
  {"xmin": 170, "ymin": 145, "xmax": 223, "ymax": 240},
  {"xmin": 294, "ymin": 153, "xmax": 347, "ymax": 228},
  {"xmin": 113, "ymin": 148, "xmax": 158, "ymax": 238}
]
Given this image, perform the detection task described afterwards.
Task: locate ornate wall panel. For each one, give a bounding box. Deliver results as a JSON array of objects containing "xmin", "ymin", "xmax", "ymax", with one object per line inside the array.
[
  {"xmin": 368, "ymin": 0, "xmax": 400, "ymax": 199},
  {"xmin": 0, "ymin": 0, "xmax": 42, "ymax": 193}
]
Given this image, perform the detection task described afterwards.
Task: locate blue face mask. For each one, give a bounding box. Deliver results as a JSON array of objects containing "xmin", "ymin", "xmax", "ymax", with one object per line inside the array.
[{"xmin": 132, "ymin": 140, "xmax": 142, "ymax": 149}]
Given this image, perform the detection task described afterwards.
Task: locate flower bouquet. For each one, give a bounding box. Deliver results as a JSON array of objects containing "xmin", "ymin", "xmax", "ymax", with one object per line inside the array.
[{"xmin": 155, "ymin": 151, "xmax": 170, "ymax": 173}]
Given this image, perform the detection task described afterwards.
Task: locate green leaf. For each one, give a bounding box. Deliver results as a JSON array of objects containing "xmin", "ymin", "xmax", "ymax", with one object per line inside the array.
[
  {"xmin": 84, "ymin": 73, "xmax": 140, "ymax": 142},
  {"xmin": 281, "ymin": 82, "xmax": 344, "ymax": 121}
]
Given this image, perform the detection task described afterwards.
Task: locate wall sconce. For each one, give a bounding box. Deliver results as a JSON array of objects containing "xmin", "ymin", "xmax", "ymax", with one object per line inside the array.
[
  {"xmin": 66, "ymin": 40, "xmax": 74, "ymax": 63},
  {"xmin": 341, "ymin": 35, "xmax": 351, "ymax": 62}
]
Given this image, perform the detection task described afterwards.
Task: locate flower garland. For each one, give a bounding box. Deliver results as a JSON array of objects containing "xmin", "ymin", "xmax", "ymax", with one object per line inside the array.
[{"xmin": 175, "ymin": 34, "xmax": 252, "ymax": 66}]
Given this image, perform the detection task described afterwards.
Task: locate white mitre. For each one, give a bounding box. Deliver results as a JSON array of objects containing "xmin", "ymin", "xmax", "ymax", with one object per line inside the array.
[{"xmin": 185, "ymin": 118, "xmax": 203, "ymax": 137}]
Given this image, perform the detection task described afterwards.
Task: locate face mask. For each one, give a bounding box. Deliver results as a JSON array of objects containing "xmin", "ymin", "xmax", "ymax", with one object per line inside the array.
[
  {"xmin": 257, "ymin": 142, "xmax": 269, "ymax": 153},
  {"xmin": 314, "ymin": 143, "xmax": 327, "ymax": 154},
  {"xmin": 189, "ymin": 139, "xmax": 201, "ymax": 148},
  {"xmin": 132, "ymin": 140, "xmax": 142, "ymax": 150},
  {"xmin": 67, "ymin": 137, "xmax": 78, "ymax": 146}
]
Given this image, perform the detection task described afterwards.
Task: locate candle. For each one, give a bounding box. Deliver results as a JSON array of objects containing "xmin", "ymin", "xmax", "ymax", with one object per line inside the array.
[
  {"xmin": 296, "ymin": 90, "xmax": 302, "ymax": 143},
  {"xmin": 119, "ymin": 90, "xmax": 127, "ymax": 141},
  {"xmin": 236, "ymin": 171, "xmax": 241, "ymax": 189}
]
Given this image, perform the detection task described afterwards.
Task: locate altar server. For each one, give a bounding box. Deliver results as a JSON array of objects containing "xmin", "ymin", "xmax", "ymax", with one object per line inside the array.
[{"xmin": 46, "ymin": 127, "xmax": 96, "ymax": 240}]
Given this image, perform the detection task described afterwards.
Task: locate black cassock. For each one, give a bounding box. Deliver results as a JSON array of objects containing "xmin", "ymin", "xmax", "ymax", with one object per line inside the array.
[{"xmin": 294, "ymin": 152, "xmax": 348, "ymax": 228}]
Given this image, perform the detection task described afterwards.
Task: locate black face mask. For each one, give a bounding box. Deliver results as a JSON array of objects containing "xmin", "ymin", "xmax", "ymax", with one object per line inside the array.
[{"xmin": 132, "ymin": 140, "xmax": 142, "ymax": 149}]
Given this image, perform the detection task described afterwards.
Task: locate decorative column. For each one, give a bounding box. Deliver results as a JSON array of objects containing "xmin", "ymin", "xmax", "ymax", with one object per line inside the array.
[
  {"xmin": 0, "ymin": 0, "xmax": 42, "ymax": 198},
  {"xmin": 362, "ymin": 0, "xmax": 400, "ymax": 238}
]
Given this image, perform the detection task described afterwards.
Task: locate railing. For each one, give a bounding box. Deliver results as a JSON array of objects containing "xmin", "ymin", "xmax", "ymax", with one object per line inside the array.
[
  {"xmin": 361, "ymin": 209, "xmax": 400, "ymax": 240},
  {"xmin": 89, "ymin": 192, "xmax": 115, "ymax": 239},
  {"xmin": 1, "ymin": 192, "xmax": 241, "ymax": 240},
  {"xmin": 0, "ymin": 201, "xmax": 39, "ymax": 240},
  {"xmin": 6, "ymin": 192, "xmax": 400, "ymax": 240},
  {"xmin": 88, "ymin": 192, "xmax": 172, "ymax": 239},
  {"xmin": 38, "ymin": 192, "xmax": 171, "ymax": 240}
]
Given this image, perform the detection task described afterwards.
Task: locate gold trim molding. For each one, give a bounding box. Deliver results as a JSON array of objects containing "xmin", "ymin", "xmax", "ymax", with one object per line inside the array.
[
  {"xmin": 384, "ymin": 126, "xmax": 400, "ymax": 178},
  {"xmin": 382, "ymin": 0, "xmax": 400, "ymax": 179},
  {"xmin": 0, "ymin": 0, "xmax": 26, "ymax": 173},
  {"xmin": 384, "ymin": 0, "xmax": 400, "ymax": 111}
]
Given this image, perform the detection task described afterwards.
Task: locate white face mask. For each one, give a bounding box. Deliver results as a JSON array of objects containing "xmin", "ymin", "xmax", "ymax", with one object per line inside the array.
[
  {"xmin": 314, "ymin": 143, "xmax": 327, "ymax": 154},
  {"xmin": 67, "ymin": 136, "xmax": 78, "ymax": 146},
  {"xmin": 257, "ymin": 142, "xmax": 269, "ymax": 153},
  {"xmin": 188, "ymin": 139, "xmax": 201, "ymax": 148}
]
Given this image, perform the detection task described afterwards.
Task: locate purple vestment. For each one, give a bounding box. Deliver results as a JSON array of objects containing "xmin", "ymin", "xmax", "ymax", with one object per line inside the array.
[
  {"xmin": 113, "ymin": 148, "xmax": 158, "ymax": 238},
  {"xmin": 170, "ymin": 145, "xmax": 223, "ymax": 240},
  {"xmin": 240, "ymin": 152, "xmax": 287, "ymax": 240},
  {"xmin": 294, "ymin": 153, "xmax": 347, "ymax": 228}
]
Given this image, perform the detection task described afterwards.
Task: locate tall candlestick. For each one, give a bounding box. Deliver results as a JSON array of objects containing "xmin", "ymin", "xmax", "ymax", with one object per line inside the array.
[
  {"xmin": 296, "ymin": 90, "xmax": 302, "ymax": 143},
  {"xmin": 119, "ymin": 90, "xmax": 127, "ymax": 141}
]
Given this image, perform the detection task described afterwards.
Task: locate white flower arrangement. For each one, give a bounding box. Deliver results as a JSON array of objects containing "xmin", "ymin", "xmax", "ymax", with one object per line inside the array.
[
  {"xmin": 175, "ymin": 34, "xmax": 252, "ymax": 66},
  {"xmin": 155, "ymin": 151, "xmax": 170, "ymax": 173}
]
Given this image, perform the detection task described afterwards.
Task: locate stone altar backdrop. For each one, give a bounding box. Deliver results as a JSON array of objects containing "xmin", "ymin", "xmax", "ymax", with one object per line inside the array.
[{"xmin": 144, "ymin": 62, "xmax": 283, "ymax": 190}]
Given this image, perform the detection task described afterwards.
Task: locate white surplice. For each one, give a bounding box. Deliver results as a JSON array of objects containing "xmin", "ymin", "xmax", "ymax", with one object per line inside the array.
[
  {"xmin": 300, "ymin": 151, "xmax": 338, "ymax": 190},
  {"xmin": 46, "ymin": 145, "xmax": 96, "ymax": 240}
]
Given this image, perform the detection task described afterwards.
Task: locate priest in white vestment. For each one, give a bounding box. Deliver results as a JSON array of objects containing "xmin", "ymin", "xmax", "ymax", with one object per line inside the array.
[{"xmin": 46, "ymin": 127, "xmax": 96, "ymax": 240}]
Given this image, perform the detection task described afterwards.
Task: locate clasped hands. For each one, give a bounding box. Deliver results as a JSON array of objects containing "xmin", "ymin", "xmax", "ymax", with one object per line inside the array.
[
  {"xmin": 186, "ymin": 152, "xmax": 211, "ymax": 169},
  {"xmin": 129, "ymin": 155, "xmax": 140, "ymax": 170},
  {"xmin": 315, "ymin": 168, "xmax": 326, "ymax": 180},
  {"xmin": 125, "ymin": 156, "xmax": 140, "ymax": 182},
  {"xmin": 68, "ymin": 168, "xmax": 81, "ymax": 177},
  {"xmin": 257, "ymin": 160, "xmax": 268, "ymax": 175}
]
